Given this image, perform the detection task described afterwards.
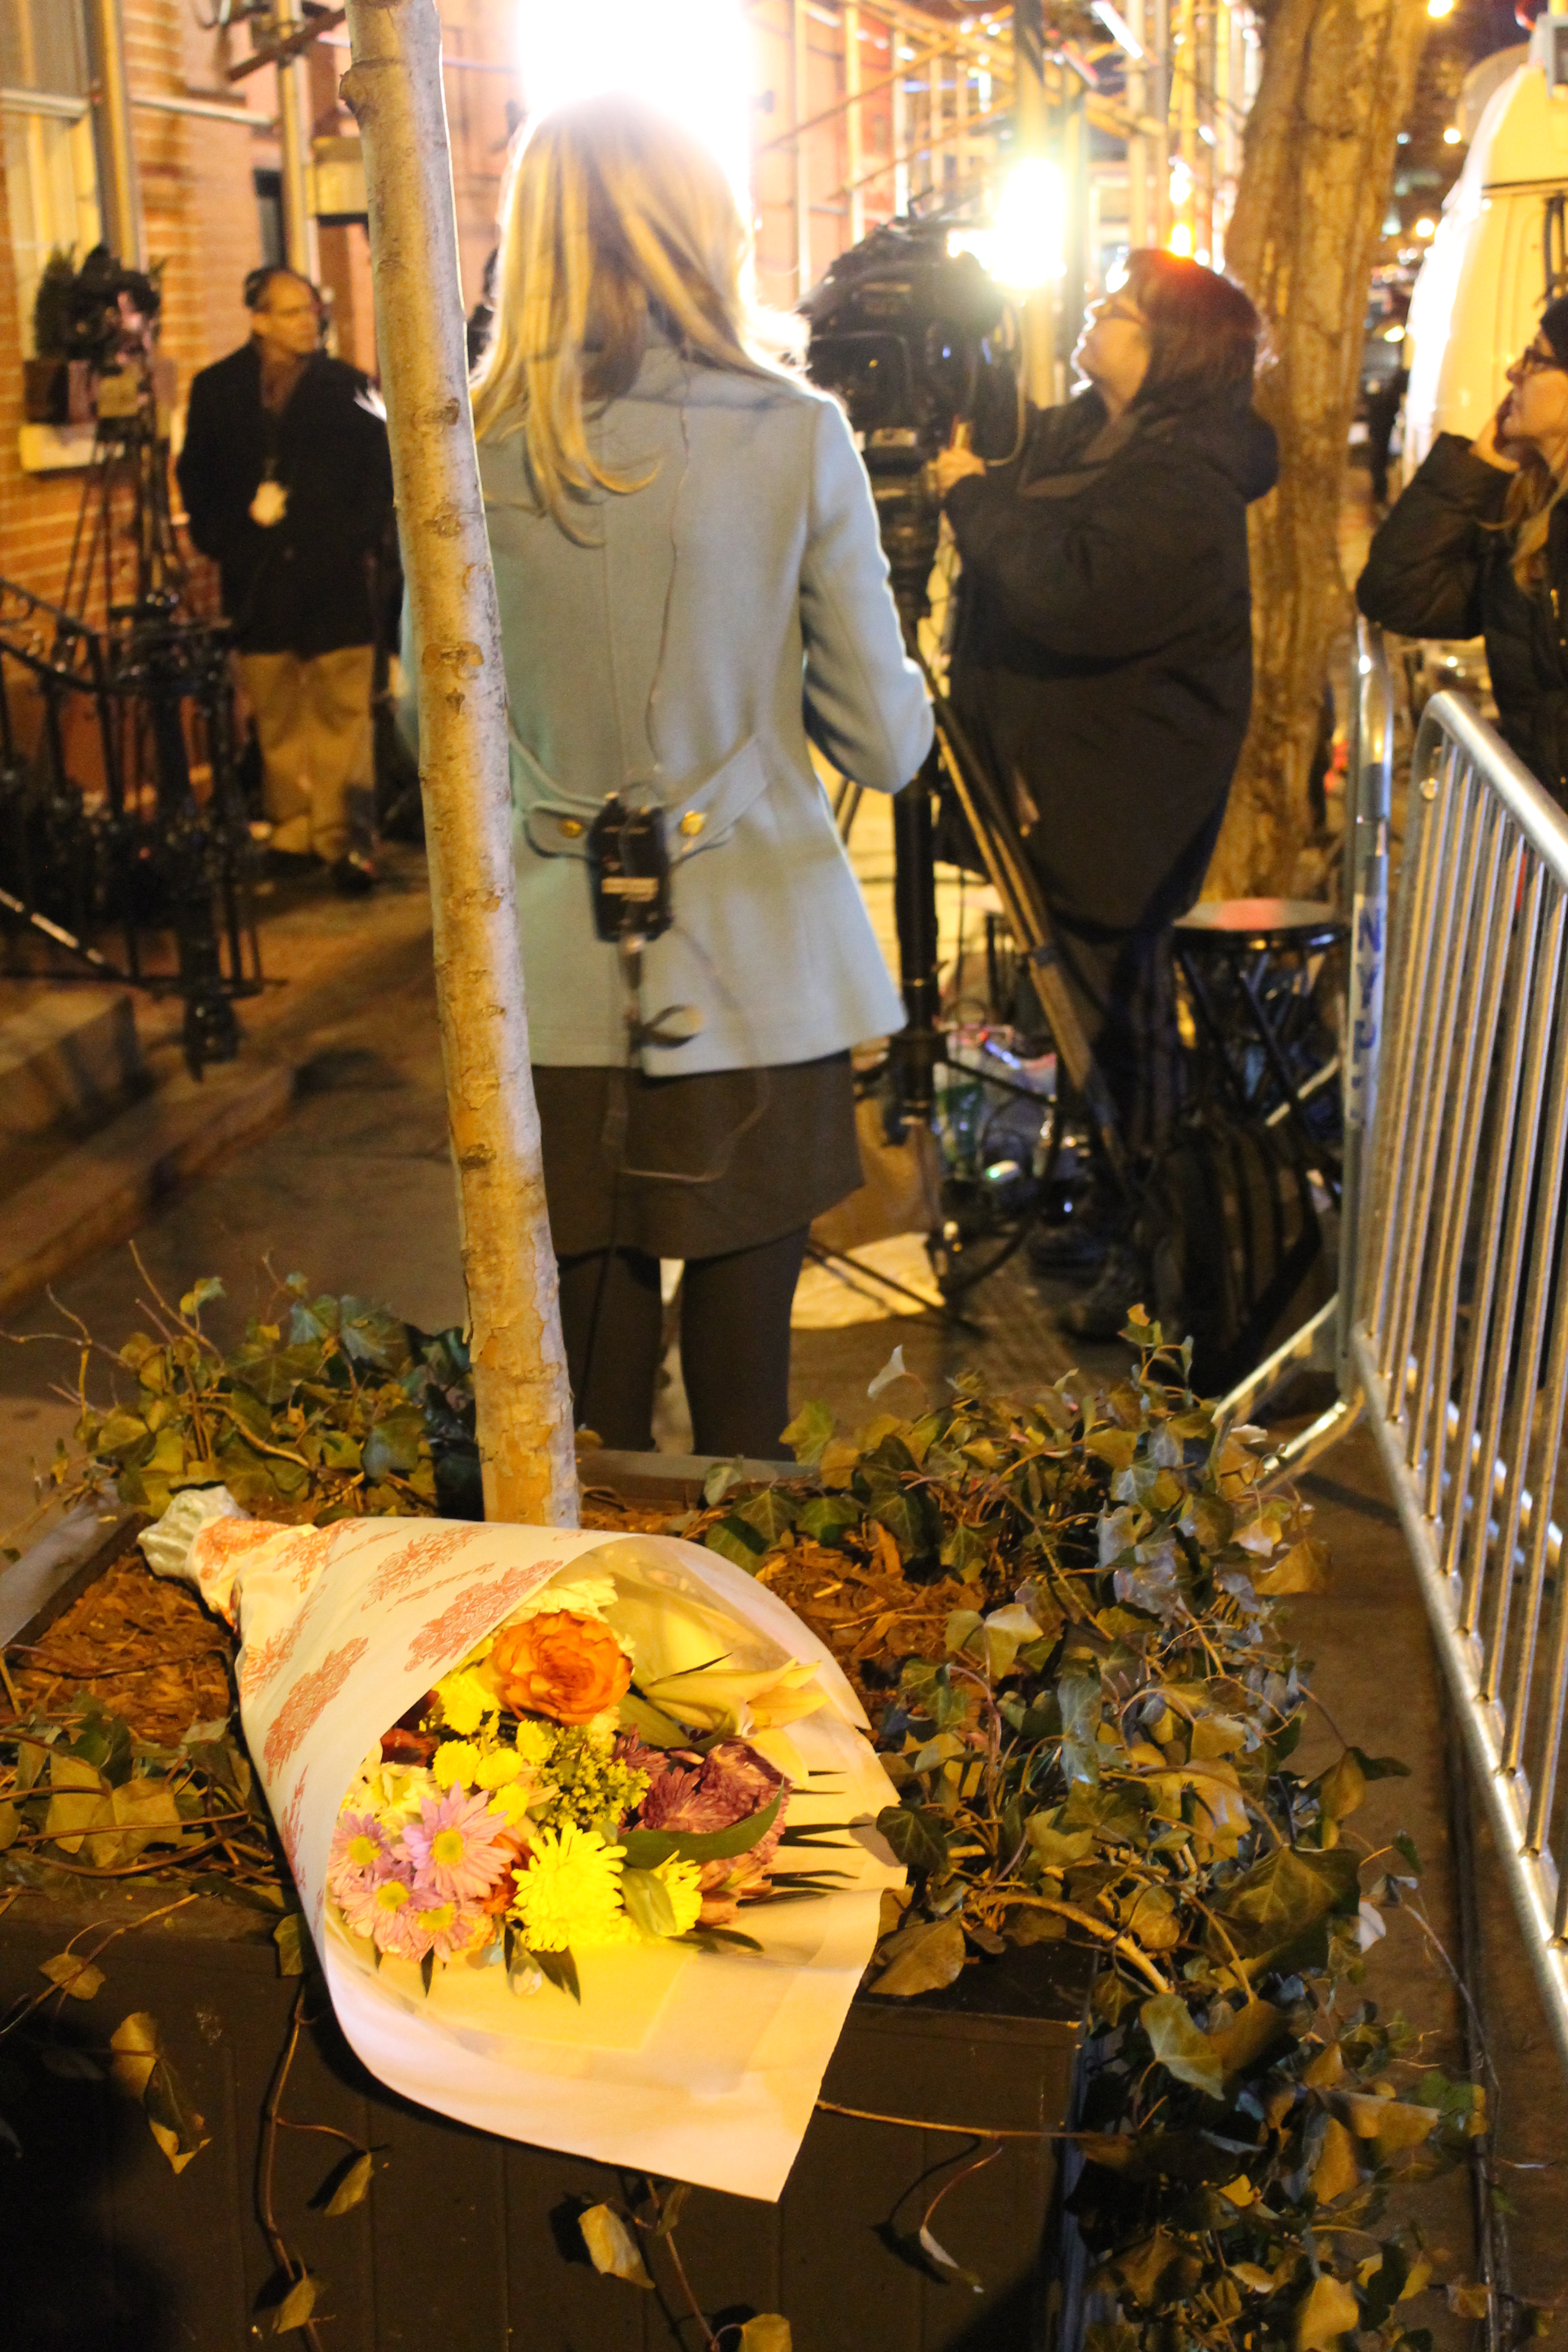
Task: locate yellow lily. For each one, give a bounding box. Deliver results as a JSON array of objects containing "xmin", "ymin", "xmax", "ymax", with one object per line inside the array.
[{"xmin": 639, "ymin": 1658, "xmax": 825, "ymax": 1736}]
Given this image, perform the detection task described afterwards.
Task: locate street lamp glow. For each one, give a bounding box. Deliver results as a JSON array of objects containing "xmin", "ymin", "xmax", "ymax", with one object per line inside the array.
[
  {"xmin": 989, "ymin": 159, "xmax": 1067, "ymax": 287},
  {"xmin": 1168, "ymin": 221, "xmax": 1194, "ymax": 258},
  {"xmin": 1414, "ymin": 215, "xmax": 1436, "ymax": 237},
  {"xmin": 1426, "ymin": 0, "xmax": 1453, "ymax": 17},
  {"xmin": 1442, "ymin": 124, "xmax": 1462, "ymax": 143},
  {"xmin": 513, "ymin": 0, "xmax": 753, "ymax": 198}
]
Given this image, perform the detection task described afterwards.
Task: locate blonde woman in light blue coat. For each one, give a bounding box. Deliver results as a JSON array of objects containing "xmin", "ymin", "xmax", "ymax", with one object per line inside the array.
[{"xmin": 470, "ymin": 95, "xmax": 932, "ymax": 1458}]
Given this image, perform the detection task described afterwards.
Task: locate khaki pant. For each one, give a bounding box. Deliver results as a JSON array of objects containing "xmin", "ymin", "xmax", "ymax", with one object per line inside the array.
[{"xmin": 238, "ymin": 645, "xmax": 375, "ymax": 863}]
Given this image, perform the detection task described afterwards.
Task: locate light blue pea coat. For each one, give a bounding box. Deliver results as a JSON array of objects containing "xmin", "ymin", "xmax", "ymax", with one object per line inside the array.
[{"xmin": 476, "ymin": 337, "xmax": 934, "ymax": 1075}]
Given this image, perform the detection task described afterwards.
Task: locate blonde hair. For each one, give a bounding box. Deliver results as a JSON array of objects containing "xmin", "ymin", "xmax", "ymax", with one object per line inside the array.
[
  {"xmin": 1504, "ymin": 451, "xmax": 1568, "ymax": 592},
  {"xmin": 471, "ymin": 96, "xmax": 773, "ymax": 531}
]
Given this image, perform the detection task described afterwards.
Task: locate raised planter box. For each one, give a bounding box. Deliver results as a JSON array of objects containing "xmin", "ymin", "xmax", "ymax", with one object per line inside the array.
[{"xmin": 0, "ymin": 1476, "xmax": 1091, "ymax": 2352}]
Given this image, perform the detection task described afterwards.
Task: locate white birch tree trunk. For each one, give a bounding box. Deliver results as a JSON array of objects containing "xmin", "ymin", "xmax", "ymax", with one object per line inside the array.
[{"xmin": 340, "ymin": 0, "xmax": 578, "ymax": 1529}]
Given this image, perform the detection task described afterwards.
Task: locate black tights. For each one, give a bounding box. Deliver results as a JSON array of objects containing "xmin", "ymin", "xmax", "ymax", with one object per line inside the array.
[{"xmin": 556, "ymin": 1227, "xmax": 808, "ymax": 1458}]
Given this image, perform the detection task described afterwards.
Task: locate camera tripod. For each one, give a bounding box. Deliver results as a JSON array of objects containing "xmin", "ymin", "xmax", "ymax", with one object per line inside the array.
[
  {"xmin": 0, "ymin": 368, "xmax": 261, "ymax": 1075},
  {"xmin": 823, "ymin": 459, "xmax": 1133, "ymax": 1314}
]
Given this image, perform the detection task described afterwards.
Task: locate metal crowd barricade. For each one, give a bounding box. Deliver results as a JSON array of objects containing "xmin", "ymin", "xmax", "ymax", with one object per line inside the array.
[
  {"xmin": 1351, "ymin": 679, "xmax": 1568, "ymax": 2068},
  {"xmin": 1221, "ymin": 619, "xmax": 1568, "ymax": 2067},
  {"xmin": 1212, "ymin": 615, "xmax": 1393, "ymax": 1468}
]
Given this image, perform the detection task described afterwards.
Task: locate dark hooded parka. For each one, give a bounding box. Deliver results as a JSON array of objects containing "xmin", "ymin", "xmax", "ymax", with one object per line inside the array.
[
  {"xmin": 945, "ymin": 384, "xmax": 1280, "ymax": 933},
  {"xmin": 1355, "ymin": 437, "xmax": 1568, "ymax": 805}
]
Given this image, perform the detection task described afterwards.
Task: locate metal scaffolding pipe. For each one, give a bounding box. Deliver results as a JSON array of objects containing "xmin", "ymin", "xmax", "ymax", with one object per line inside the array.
[{"xmin": 83, "ymin": 0, "xmax": 145, "ymax": 269}]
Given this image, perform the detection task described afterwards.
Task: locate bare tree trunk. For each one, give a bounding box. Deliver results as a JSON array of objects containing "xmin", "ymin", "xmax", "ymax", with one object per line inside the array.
[
  {"xmin": 1208, "ymin": 0, "xmax": 1429, "ymax": 897},
  {"xmin": 341, "ymin": 1, "xmax": 578, "ymax": 1529}
]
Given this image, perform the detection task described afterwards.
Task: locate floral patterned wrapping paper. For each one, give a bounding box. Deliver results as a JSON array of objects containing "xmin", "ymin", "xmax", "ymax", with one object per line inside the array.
[{"xmin": 161, "ymin": 1510, "xmax": 905, "ymax": 2199}]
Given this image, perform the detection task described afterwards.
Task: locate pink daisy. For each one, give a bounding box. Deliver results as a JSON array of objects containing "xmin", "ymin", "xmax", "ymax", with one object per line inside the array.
[
  {"xmin": 401, "ymin": 1786, "xmax": 514, "ymax": 1903},
  {"xmin": 362, "ymin": 1861, "xmax": 427, "ymax": 1959},
  {"xmin": 410, "ymin": 1888, "xmax": 489, "ymax": 1962},
  {"xmin": 327, "ymin": 1809, "xmax": 391, "ymax": 1905}
]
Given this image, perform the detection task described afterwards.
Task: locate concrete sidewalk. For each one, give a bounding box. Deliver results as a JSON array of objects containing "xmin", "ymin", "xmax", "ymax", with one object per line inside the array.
[{"xmin": 0, "ymin": 847, "xmax": 434, "ymax": 1322}]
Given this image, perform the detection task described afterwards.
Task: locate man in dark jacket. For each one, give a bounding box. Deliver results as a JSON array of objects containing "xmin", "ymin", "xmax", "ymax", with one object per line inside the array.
[
  {"xmin": 936, "ymin": 254, "xmax": 1276, "ymax": 1332},
  {"xmin": 176, "ymin": 268, "xmax": 394, "ymax": 891}
]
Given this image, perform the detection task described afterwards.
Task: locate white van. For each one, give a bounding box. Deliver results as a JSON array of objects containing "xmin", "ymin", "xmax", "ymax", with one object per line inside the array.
[{"xmin": 1405, "ymin": 14, "xmax": 1568, "ymax": 467}]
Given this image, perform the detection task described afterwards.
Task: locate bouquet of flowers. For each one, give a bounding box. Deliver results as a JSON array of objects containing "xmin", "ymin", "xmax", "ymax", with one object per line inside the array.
[
  {"xmin": 329, "ymin": 1569, "xmax": 829, "ymax": 1994},
  {"xmin": 143, "ymin": 1496, "xmax": 902, "ymax": 2199}
]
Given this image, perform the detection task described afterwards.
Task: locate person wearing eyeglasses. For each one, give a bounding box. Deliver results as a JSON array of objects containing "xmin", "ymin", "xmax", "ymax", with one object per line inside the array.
[
  {"xmin": 1358, "ymin": 300, "xmax": 1568, "ymax": 804},
  {"xmin": 932, "ymin": 250, "xmax": 1276, "ymax": 1338}
]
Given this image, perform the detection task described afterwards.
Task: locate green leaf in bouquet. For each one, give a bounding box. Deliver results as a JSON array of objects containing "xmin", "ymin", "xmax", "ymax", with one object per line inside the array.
[
  {"xmin": 619, "ymin": 1789, "xmax": 783, "ymax": 1870},
  {"xmin": 674, "ymin": 1925, "xmax": 765, "ymax": 1954},
  {"xmin": 532, "ymin": 1946, "xmax": 582, "ymax": 2003},
  {"xmin": 419, "ymin": 1948, "xmax": 435, "ymax": 1997},
  {"xmin": 621, "ymin": 1866, "xmax": 680, "ymax": 1939},
  {"xmin": 618, "ymin": 1691, "xmax": 700, "ymax": 1749}
]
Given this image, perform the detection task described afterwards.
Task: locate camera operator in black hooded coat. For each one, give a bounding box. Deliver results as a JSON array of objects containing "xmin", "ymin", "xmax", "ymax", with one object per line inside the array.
[{"xmin": 936, "ymin": 249, "xmax": 1276, "ymax": 1337}]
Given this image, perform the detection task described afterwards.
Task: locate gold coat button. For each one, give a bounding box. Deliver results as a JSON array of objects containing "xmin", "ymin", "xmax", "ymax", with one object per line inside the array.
[
  {"xmin": 559, "ymin": 816, "xmax": 584, "ymax": 839},
  {"xmin": 679, "ymin": 810, "xmax": 704, "ymax": 836}
]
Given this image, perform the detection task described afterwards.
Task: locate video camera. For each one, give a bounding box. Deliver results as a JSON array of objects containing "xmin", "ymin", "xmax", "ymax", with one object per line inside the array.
[
  {"xmin": 26, "ymin": 246, "xmax": 162, "ymax": 429},
  {"xmin": 802, "ymin": 219, "xmax": 1020, "ymax": 599}
]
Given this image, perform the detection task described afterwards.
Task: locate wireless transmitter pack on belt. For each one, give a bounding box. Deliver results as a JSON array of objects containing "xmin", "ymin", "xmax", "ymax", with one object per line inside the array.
[{"xmin": 587, "ymin": 793, "xmax": 673, "ymax": 945}]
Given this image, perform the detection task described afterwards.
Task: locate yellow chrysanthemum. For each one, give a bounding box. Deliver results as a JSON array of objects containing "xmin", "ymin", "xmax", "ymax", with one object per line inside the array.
[
  {"xmin": 652, "ymin": 1855, "xmax": 703, "ymax": 1937},
  {"xmin": 509, "ymin": 1822, "xmax": 633, "ymax": 1952},
  {"xmin": 486, "ymin": 1782, "xmax": 533, "ymax": 1831},
  {"xmin": 434, "ymin": 1668, "xmax": 496, "ymax": 1737},
  {"xmin": 432, "ymin": 1740, "xmax": 481, "ymax": 1790},
  {"xmin": 474, "ymin": 1747, "xmax": 525, "ymax": 1790},
  {"xmin": 513, "ymin": 1719, "xmax": 555, "ymax": 1766}
]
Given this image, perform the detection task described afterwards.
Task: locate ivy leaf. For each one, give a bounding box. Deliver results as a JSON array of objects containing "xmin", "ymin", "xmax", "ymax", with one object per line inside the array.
[
  {"xmin": 873, "ymin": 1917, "xmax": 966, "ymax": 1997},
  {"xmin": 579, "ymin": 2202, "xmax": 653, "ymax": 2288},
  {"xmin": 1295, "ymin": 2272, "xmax": 1361, "ymax": 2350},
  {"xmin": 738, "ymin": 2320, "xmax": 793, "ymax": 2352},
  {"xmin": 39, "ymin": 1952, "xmax": 104, "ymax": 2001},
  {"xmin": 780, "ymin": 1401, "xmax": 835, "ymax": 1467},
  {"xmin": 704, "ymin": 1518, "xmax": 766, "ymax": 1573},
  {"xmin": 875, "ymin": 1803, "xmax": 950, "ymax": 1876},
  {"xmin": 733, "ymin": 1486, "xmax": 799, "ymax": 1546},
  {"xmin": 796, "ymin": 1495, "xmax": 861, "ymax": 1547},
  {"xmin": 273, "ymin": 2272, "xmax": 320, "ymax": 2334},
  {"xmin": 274, "ymin": 1916, "xmax": 306, "ymax": 1978},
  {"xmin": 1254, "ymin": 1539, "xmax": 1330, "ymax": 1594},
  {"xmin": 323, "ymin": 2149, "xmax": 374, "ymax": 2216},
  {"xmin": 1058, "ymin": 1664, "xmax": 1103, "ymax": 1787},
  {"xmin": 1139, "ymin": 1994, "xmax": 1223, "ymax": 2097}
]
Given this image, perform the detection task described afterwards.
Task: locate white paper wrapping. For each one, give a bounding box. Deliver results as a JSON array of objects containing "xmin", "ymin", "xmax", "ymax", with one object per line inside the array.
[{"xmin": 160, "ymin": 1510, "xmax": 903, "ymax": 2201}]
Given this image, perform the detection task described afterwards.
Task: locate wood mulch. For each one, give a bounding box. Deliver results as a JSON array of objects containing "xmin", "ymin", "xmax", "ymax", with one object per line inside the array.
[
  {"xmin": 2, "ymin": 1493, "xmax": 954, "ymax": 1744},
  {"xmin": 6, "ymin": 1550, "xmax": 235, "ymax": 1744}
]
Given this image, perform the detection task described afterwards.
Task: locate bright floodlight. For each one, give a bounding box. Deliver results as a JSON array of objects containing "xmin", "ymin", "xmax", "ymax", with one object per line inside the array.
[
  {"xmin": 1167, "ymin": 222, "xmax": 1194, "ymax": 258},
  {"xmin": 514, "ymin": 0, "xmax": 753, "ymax": 198},
  {"xmin": 989, "ymin": 159, "xmax": 1067, "ymax": 288}
]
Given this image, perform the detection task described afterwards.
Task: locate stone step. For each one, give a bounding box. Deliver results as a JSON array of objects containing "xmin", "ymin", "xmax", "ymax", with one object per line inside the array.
[{"xmin": 0, "ymin": 984, "xmax": 148, "ymax": 1146}]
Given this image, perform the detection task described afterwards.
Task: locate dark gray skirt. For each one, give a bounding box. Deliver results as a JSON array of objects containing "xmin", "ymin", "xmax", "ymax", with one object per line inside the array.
[{"xmin": 533, "ymin": 1054, "xmax": 862, "ymax": 1261}]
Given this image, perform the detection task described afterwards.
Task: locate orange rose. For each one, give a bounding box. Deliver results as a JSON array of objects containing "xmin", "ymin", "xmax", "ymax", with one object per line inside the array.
[{"xmin": 491, "ymin": 1610, "xmax": 632, "ymax": 1725}]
